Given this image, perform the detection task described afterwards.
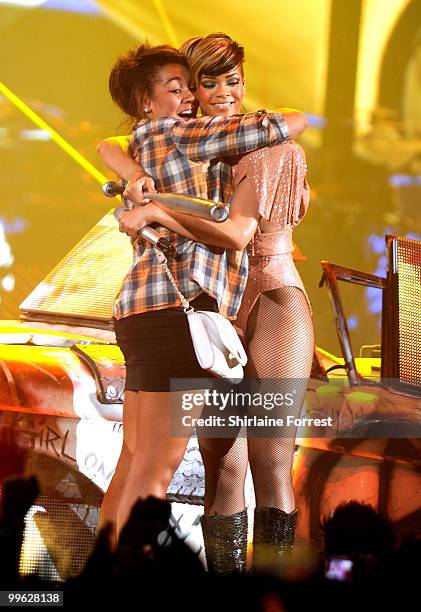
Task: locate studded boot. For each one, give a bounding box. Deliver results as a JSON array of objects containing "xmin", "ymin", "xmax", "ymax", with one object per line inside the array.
[
  {"xmin": 252, "ymin": 506, "xmax": 298, "ymax": 572},
  {"xmin": 200, "ymin": 508, "xmax": 248, "ymax": 575}
]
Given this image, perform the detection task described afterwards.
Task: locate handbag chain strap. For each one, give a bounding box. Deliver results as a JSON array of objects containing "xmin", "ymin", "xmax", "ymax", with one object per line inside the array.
[{"xmin": 157, "ymin": 251, "xmax": 193, "ymax": 313}]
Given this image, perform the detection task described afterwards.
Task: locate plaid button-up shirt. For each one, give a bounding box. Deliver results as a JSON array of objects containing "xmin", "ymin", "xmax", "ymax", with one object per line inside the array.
[{"xmin": 114, "ymin": 111, "xmax": 288, "ymax": 320}]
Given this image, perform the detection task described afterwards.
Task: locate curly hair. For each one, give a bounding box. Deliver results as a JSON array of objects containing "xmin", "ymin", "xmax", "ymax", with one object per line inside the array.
[{"xmin": 109, "ymin": 43, "xmax": 188, "ymax": 123}]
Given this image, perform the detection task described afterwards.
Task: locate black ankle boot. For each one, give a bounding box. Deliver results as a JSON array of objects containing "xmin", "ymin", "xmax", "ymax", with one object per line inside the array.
[
  {"xmin": 200, "ymin": 508, "xmax": 248, "ymax": 575},
  {"xmin": 253, "ymin": 506, "xmax": 297, "ymax": 572}
]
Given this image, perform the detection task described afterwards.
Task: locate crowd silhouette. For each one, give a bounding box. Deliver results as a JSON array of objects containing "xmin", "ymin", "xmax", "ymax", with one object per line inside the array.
[{"xmin": 0, "ymin": 427, "xmax": 419, "ymax": 610}]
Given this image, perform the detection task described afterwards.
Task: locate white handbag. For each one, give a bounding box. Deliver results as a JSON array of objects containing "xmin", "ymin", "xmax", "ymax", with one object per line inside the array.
[
  {"xmin": 186, "ymin": 309, "xmax": 247, "ymax": 383},
  {"xmin": 160, "ymin": 253, "xmax": 247, "ymax": 384}
]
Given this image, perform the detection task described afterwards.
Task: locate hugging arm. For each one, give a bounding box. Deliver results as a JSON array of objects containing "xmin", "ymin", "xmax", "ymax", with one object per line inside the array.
[
  {"xmin": 97, "ymin": 135, "xmax": 156, "ymax": 197},
  {"xmin": 97, "ymin": 136, "xmax": 136, "ymax": 181},
  {"xmin": 119, "ymin": 177, "xmax": 259, "ymax": 251},
  {"xmin": 98, "ymin": 109, "xmax": 307, "ymax": 179},
  {"xmin": 100, "ymin": 109, "xmax": 307, "ymax": 246},
  {"xmin": 172, "ymin": 110, "xmax": 307, "ymax": 162},
  {"xmin": 276, "ymin": 108, "xmax": 308, "ymax": 141}
]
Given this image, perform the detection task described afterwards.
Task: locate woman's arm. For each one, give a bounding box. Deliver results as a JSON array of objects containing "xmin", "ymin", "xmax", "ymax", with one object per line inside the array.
[
  {"xmin": 173, "ymin": 109, "xmax": 307, "ymax": 162},
  {"xmin": 97, "ymin": 136, "xmax": 153, "ymax": 181},
  {"xmin": 97, "ymin": 137, "xmax": 135, "ymax": 180},
  {"xmin": 276, "ymin": 108, "xmax": 308, "ymax": 141},
  {"xmin": 97, "ymin": 136, "xmax": 156, "ymax": 197},
  {"xmin": 99, "ymin": 107, "xmax": 307, "ymax": 185},
  {"xmin": 119, "ymin": 177, "xmax": 259, "ymax": 251}
]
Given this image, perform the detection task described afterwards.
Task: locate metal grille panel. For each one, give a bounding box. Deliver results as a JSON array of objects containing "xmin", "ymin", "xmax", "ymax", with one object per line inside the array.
[
  {"xmin": 20, "ymin": 499, "xmax": 98, "ymax": 582},
  {"xmin": 20, "ymin": 211, "xmax": 132, "ymax": 323},
  {"xmin": 396, "ymin": 236, "xmax": 421, "ymax": 386}
]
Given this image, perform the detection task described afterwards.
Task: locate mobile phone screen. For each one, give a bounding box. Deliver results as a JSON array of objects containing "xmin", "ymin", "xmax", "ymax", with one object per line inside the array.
[{"xmin": 325, "ymin": 557, "xmax": 353, "ymax": 582}]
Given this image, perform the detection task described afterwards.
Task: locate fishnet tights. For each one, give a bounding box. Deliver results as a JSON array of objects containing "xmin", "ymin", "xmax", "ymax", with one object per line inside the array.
[{"xmin": 198, "ymin": 286, "xmax": 314, "ymax": 515}]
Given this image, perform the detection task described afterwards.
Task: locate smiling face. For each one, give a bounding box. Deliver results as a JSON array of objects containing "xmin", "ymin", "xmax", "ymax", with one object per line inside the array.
[
  {"xmin": 195, "ymin": 65, "xmax": 245, "ymax": 118},
  {"xmin": 146, "ymin": 63, "xmax": 195, "ymax": 120}
]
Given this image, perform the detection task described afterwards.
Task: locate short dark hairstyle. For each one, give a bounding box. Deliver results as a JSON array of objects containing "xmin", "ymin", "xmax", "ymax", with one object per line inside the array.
[{"xmin": 180, "ymin": 33, "xmax": 245, "ymax": 90}]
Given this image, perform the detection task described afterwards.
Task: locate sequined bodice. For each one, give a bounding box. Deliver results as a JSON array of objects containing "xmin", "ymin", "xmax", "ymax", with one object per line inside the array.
[
  {"xmin": 232, "ymin": 140, "xmax": 309, "ymax": 231},
  {"xmin": 232, "ymin": 141, "xmax": 311, "ymax": 334}
]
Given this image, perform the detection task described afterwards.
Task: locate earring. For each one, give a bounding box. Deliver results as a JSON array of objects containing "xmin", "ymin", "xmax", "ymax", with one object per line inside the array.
[{"xmin": 144, "ymin": 107, "xmax": 151, "ymax": 114}]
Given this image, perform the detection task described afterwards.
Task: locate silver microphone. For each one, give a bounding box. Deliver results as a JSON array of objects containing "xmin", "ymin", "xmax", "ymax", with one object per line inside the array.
[
  {"xmin": 102, "ymin": 181, "xmax": 123, "ymax": 197},
  {"xmin": 102, "ymin": 181, "xmax": 228, "ymax": 222},
  {"xmin": 105, "ymin": 181, "xmax": 228, "ymax": 259},
  {"xmin": 114, "ymin": 207, "xmax": 179, "ymax": 259},
  {"xmin": 142, "ymin": 192, "xmax": 228, "ymax": 223}
]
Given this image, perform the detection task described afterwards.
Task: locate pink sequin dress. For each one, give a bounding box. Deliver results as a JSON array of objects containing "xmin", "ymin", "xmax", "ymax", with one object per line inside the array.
[{"xmin": 232, "ymin": 140, "xmax": 310, "ymax": 334}]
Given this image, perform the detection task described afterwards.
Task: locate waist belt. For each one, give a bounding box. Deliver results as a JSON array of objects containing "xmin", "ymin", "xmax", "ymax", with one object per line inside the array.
[{"xmin": 247, "ymin": 228, "xmax": 293, "ymax": 256}]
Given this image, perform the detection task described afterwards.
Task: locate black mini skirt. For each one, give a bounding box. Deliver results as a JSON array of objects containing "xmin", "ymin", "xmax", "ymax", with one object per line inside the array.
[{"xmin": 114, "ymin": 293, "xmax": 218, "ymax": 392}]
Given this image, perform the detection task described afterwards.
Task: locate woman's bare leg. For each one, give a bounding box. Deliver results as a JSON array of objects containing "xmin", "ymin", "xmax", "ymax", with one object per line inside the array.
[
  {"xmin": 98, "ymin": 390, "xmax": 137, "ymax": 544},
  {"xmin": 116, "ymin": 390, "xmax": 200, "ymax": 537}
]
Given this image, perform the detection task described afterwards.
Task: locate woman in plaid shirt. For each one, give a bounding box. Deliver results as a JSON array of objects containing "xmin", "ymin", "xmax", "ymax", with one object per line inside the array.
[{"xmin": 98, "ymin": 42, "xmax": 306, "ymax": 546}]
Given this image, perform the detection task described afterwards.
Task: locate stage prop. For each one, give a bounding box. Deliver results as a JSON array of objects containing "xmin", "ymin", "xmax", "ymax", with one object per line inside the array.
[{"xmin": 294, "ymin": 235, "xmax": 421, "ymax": 545}]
